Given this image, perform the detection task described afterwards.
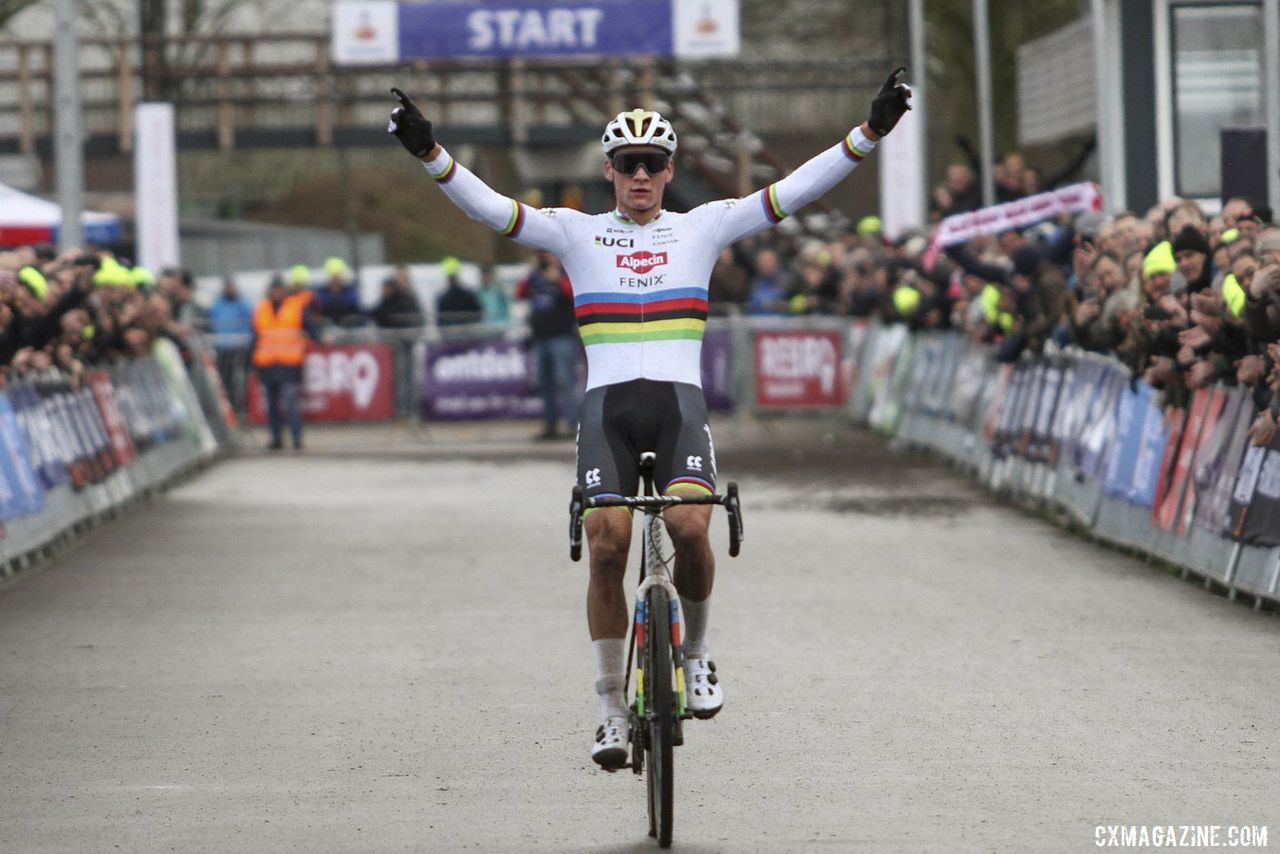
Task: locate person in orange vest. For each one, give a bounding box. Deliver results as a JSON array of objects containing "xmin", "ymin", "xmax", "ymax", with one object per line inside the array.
[{"xmin": 251, "ymin": 275, "xmax": 318, "ymax": 451}]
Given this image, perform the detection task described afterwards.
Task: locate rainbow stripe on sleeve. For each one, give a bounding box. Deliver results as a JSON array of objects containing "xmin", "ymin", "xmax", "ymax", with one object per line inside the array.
[
  {"xmin": 500, "ymin": 199, "xmax": 525, "ymax": 238},
  {"xmin": 574, "ymin": 287, "xmax": 709, "ymax": 346},
  {"xmin": 430, "ymin": 155, "xmax": 457, "ymax": 183},
  {"xmin": 841, "ymin": 131, "xmax": 871, "ymax": 163},
  {"xmin": 762, "ymin": 183, "xmax": 787, "ymax": 223}
]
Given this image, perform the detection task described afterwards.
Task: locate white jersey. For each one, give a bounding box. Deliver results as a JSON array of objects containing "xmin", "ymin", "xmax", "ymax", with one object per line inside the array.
[{"xmin": 423, "ymin": 127, "xmax": 877, "ymax": 391}]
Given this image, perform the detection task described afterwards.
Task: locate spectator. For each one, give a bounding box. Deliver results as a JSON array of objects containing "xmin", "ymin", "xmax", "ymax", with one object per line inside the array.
[
  {"xmin": 932, "ymin": 163, "xmax": 982, "ymax": 218},
  {"xmin": 312, "ymin": 257, "xmax": 362, "ymax": 326},
  {"xmin": 515, "ymin": 252, "xmax": 579, "ymax": 440},
  {"xmin": 1171, "ymin": 225, "xmax": 1214, "ymax": 294},
  {"xmin": 708, "ymin": 247, "xmax": 750, "ymax": 311},
  {"xmin": 475, "ymin": 264, "xmax": 511, "ymax": 325},
  {"xmin": 250, "ymin": 276, "xmax": 319, "ymax": 451},
  {"xmin": 746, "ymin": 248, "xmax": 791, "ymax": 316},
  {"xmin": 435, "ymin": 257, "xmax": 483, "ymax": 327},
  {"xmin": 372, "ymin": 270, "xmax": 424, "ymax": 329},
  {"xmin": 208, "ymin": 277, "xmax": 255, "ymax": 409}
]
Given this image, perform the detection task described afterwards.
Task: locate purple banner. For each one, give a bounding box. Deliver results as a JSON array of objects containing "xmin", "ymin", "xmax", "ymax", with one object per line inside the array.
[
  {"xmin": 424, "ymin": 332, "xmax": 733, "ymax": 420},
  {"xmin": 422, "ymin": 340, "xmax": 543, "ymax": 421},
  {"xmin": 701, "ymin": 327, "xmax": 732, "ymax": 412}
]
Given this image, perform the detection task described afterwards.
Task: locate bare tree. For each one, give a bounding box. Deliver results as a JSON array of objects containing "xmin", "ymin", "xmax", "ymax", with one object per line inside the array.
[{"xmin": 0, "ymin": 0, "xmax": 42, "ymax": 32}]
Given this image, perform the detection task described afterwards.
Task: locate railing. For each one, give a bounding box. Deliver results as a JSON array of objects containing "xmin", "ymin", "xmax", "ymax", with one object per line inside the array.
[{"xmin": 0, "ymin": 32, "xmax": 875, "ymax": 156}]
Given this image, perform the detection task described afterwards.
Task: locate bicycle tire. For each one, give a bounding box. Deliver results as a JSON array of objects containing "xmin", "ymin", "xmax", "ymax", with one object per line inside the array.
[{"xmin": 644, "ymin": 583, "xmax": 675, "ymax": 848}]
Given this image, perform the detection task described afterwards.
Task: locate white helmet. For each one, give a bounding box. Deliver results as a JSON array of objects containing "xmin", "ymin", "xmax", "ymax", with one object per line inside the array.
[{"xmin": 601, "ymin": 109, "xmax": 678, "ymax": 155}]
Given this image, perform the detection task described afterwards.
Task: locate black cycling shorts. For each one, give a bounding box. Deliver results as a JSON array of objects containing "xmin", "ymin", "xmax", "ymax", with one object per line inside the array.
[{"xmin": 576, "ymin": 379, "xmax": 717, "ymax": 500}]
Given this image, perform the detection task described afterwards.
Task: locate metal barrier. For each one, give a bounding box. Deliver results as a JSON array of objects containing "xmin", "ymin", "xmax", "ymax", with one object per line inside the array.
[
  {"xmin": 0, "ymin": 341, "xmax": 228, "ymax": 581},
  {"xmin": 210, "ymin": 315, "xmax": 1280, "ymax": 610},
  {"xmin": 844, "ymin": 322, "xmax": 1280, "ymax": 610}
]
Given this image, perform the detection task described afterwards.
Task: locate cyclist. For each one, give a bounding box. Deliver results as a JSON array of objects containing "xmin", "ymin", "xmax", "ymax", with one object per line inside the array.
[{"xmin": 389, "ymin": 69, "xmax": 912, "ymax": 768}]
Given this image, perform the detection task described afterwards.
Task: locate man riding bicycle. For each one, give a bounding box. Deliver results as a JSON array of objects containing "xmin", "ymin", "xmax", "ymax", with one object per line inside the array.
[{"xmin": 389, "ymin": 69, "xmax": 911, "ymax": 768}]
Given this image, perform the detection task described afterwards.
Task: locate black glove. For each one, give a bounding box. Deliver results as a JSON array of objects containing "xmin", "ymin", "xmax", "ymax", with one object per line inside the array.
[
  {"xmin": 867, "ymin": 67, "xmax": 912, "ymax": 137},
  {"xmin": 388, "ymin": 87, "xmax": 436, "ymax": 159}
]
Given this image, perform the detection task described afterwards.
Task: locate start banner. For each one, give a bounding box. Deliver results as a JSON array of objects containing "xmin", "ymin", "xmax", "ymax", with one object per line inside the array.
[
  {"xmin": 755, "ymin": 329, "xmax": 845, "ymax": 409},
  {"xmin": 248, "ymin": 344, "xmax": 396, "ymax": 423},
  {"xmin": 332, "ymin": 0, "xmax": 739, "ymax": 64}
]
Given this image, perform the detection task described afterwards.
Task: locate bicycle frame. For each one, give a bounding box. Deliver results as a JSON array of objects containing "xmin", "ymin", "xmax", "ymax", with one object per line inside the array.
[
  {"xmin": 567, "ymin": 456, "xmax": 744, "ymax": 734},
  {"xmin": 568, "ymin": 454, "xmax": 743, "ymax": 846}
]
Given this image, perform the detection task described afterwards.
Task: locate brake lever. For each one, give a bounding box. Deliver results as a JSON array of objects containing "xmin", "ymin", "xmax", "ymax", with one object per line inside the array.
[{"xmin": 726, "ymin": 481, "xmax": 743, "ymax": 557}]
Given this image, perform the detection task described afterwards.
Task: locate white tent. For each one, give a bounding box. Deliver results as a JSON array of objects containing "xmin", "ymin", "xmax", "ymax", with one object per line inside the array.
[{"xmin": 0, "ymin": 181, "xmax": 121, "ymax": 246}]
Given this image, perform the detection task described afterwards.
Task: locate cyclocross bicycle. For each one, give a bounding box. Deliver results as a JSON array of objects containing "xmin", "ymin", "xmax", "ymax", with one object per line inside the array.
[{"xmin": 569, "ymin": 451, "xmax": 744, "ymax": 848}]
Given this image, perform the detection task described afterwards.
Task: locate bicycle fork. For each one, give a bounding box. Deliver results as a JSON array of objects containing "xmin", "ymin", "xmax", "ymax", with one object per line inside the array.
[{"xmin": 633, "ymin": 577, "xmax": 689, "ymax": 724}]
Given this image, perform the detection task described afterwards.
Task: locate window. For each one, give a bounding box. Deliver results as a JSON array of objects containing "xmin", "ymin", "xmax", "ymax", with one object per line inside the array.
[{"xmin": 1170, "ymin": 3, "xmax": 1264, "ymax": 198}]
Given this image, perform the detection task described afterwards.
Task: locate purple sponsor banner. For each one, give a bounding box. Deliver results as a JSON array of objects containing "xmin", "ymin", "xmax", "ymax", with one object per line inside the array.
[
  {"xmin": 425, "ymin": 333, "xmax": 731, "ymax": 420},
  {"xmin": 422, "ymin": 340, "xmax": 544, "ymax": 421},
  {"xmin": 701, "ymin": 327, "xmax": 732, "ymax": 412}
]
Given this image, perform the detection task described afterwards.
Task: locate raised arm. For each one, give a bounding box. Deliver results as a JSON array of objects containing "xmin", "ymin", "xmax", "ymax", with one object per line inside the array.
[
  {"xmin": 696, "ymin": 67, "xmax": 912, "ymax": 248},
  {"xmin": 388, "ymin": 88, "xmax": 570, "ymax": 255}
]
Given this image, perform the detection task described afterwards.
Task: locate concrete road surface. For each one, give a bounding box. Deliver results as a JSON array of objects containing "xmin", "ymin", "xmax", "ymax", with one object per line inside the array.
[{"xmin": 1, "ymin": 418, "xmax": 1277, "ymax": 853}]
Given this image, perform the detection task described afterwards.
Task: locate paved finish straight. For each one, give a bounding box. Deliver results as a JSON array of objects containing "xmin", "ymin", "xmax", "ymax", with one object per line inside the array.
[{"xmin": 1, "ymin": 419, "xmax": 1277, "ymax": 853}]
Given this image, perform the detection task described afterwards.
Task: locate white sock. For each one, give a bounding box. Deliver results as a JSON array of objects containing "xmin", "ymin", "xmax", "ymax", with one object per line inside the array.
[
  {"xmin": 680, "ymin": 595, "xmax": 710, "ymax": 659},
  {"xmin": 593, "ymin": 638, "xmax": 627, "ymax": 721}
]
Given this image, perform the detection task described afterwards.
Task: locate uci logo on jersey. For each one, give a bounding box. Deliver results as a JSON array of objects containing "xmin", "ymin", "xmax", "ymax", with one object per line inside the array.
[{"xmin": 595, "ymin": 235, "xmax": 635, "ymax": 248}]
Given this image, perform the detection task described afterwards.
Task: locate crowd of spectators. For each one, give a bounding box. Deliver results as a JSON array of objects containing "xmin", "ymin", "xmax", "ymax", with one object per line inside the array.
[
  {"xmin": 703, "ymin": 184, "xmax": 1280, "ymax": 448},
  {"xmin": 6, "ymin": 145, "xmax": 1278, "ymax": 451},
  {"xmin": 0, "ymin": 244, "xmax": 208, "ymax": 387}
]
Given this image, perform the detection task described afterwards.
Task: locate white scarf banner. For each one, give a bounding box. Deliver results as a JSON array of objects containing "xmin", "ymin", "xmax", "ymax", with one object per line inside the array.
[{"xmin": 923, "ymin": 182, "xmax": 1102, "ymax": 269}]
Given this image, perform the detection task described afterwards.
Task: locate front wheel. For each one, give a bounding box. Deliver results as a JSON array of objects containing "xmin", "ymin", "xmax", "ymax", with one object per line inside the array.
[{"xmin": 643, "ymin": 584, "xmax": 675, "ymax": 847}]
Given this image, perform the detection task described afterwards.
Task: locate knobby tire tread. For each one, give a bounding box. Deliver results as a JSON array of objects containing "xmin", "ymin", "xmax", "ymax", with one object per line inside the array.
[{"xmin": 645, "ymin": 583, "xmax": 675, "ymax": 848}]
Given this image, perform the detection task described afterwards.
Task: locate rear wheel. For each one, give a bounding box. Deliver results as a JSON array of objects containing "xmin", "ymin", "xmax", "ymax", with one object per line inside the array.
[{"xmin": 644, "ymin": 584, "xmax": 675, "ymax": 847}]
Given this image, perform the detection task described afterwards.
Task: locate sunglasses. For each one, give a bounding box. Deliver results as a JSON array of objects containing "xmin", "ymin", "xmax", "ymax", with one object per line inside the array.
[{"xmin": 611, "ymin": 151, "xmax": 670, "ymax": 176}]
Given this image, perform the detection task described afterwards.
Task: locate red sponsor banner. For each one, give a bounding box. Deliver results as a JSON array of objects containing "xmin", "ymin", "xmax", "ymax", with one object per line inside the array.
[
  {"xmin": 88, "ymin": 370, "xmax": 137, "ymax": 466},
  {"xmin": 248, "ymin": 343, "xmax": 395, "ymax": 423},
  {"xmin": 754, "ymin": 330, "xmax": 846, "ymax": 409},
  {"xmin": 1151, "ymin": 407, "xmax": 1187, "ymax": 530},
  {"xmin": 1177, "ymin": 388, "xmax": 1226, "ymax": 534},
  {"xmin": 1153, "ymin": 388, "xmax": 1229, "ymax": 532}
]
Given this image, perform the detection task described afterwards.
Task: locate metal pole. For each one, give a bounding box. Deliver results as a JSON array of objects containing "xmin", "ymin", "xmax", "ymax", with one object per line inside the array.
[
  {"xmin": 908, "ymin": 0, "xmax": 929, "ymax": 219},
  {"xmin": 1090, "ymin": 0, "xmax": 1116, "ymax": 212},
  {"xmin": 1263, "ymin": 0, "xmax": 1280, "ymax": 220},
  {"xmin": 53, "ymin": 0, "xmax": 85, "ymax": 250},
  {"xmin": 338, "ymin": 145, "xmax": 362, "ymax": 277},
  {"xmin": 972, "ymin": 0, "xmax": 996, "ymax": 207}
]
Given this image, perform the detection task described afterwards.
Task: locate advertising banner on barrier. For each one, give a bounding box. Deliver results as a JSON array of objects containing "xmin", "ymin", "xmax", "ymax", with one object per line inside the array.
[
  {"xmin": 1153, "ymin": 389, "xmax": 1226, "ymax": 532},
  {"xmin": 1078, "ymin": 365, "xmax": 1126, "ymax": 479},
  {"xmin": 1175, "ymin": 389, "xmax": 1226, "ymax": 534},
  {"xmin": 701, "ymin": 327, "xmax": 733, "ymax": 412},
  {"xmin": 422, "ymin": 333, "xmax": 728, "ymax": 421},
  {"xmin": 11, "ymin": 387, "xmax": 69, "ymax": 491},
  {"xmin": 1127, "ymin": 398, "xmax": 1171, "ymax": 507},
  {"xmin": 755, "ymin": 329, "xmax": 845, "ymax": 409},
  {"xmin": 1234, "ymin": 431, "xmax": 1280, "ymax": 547},
  {"xmin": 1196, "ymin": 389, "xmax": 1254, "ymax": 534},
  {"xmin": 422, "ymin": 340, "xmax": 544, "ymax": 421},
  {"xmin": 866, "ymin": 326, "xmax": 913, "ymax": 430},
  {"xmin": 89, "ymin": 371, "xmax": 137, "ymax": 466},
  {"xmin": 1103, "ymin": 382, "xmax": 1153, "ymax": 501},
  {"xmin": 249, "ymin": 344, "xmax": 396, "ymax": 423},
  {"xmin": 0, "ymin": 394, "xmax": 43, "ymax": 518},
  {"xmin": 947, "ymin": 339, "xmax": 989, "ymax": 426}
]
